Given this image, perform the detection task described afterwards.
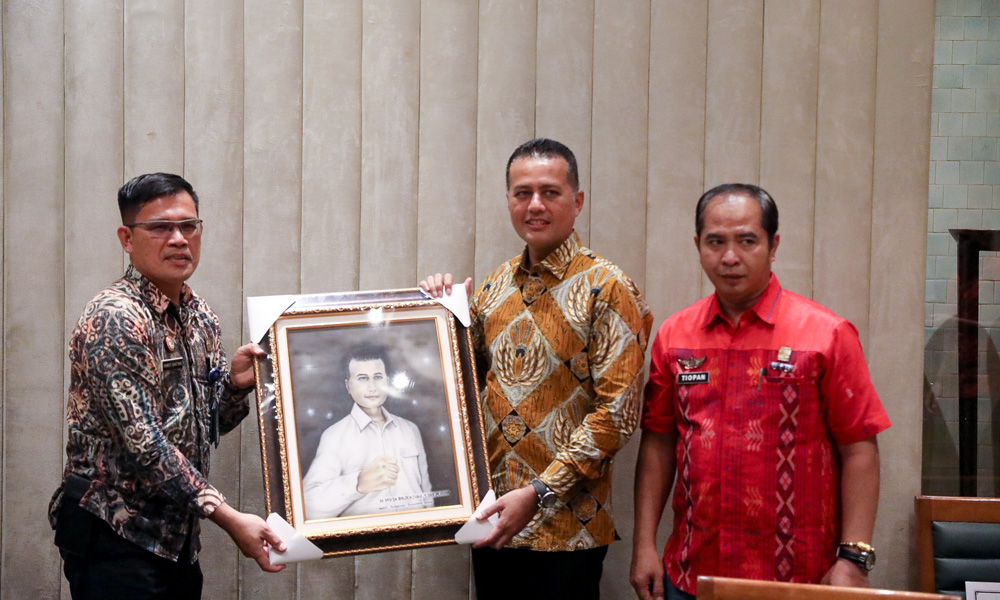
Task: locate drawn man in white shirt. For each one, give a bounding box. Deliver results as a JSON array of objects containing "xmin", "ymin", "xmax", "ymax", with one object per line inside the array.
[{"xmin": 302, "ymin": 345, "xmax": 433, "ymax": 519}]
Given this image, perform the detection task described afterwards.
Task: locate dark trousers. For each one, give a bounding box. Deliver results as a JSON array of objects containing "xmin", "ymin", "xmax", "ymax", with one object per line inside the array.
[
  {"xmin": 57, "ymin": 501, "xmax": 202, "ymax": 600},
  {"xmin": 665, "ymin": 573, "xmax": 697, "ymax": 600},
  {"xmin": 472, "ymin": 545, "xmax": 609, "ymax": 600}
]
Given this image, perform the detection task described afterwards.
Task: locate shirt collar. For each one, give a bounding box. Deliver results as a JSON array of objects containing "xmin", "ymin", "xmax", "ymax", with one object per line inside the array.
[
  {"xmin": 704, "ymin": 273, "xmax": 783, "ymax": 329},
  {"xmin": 517, "ymin": 231, "xmax": 581, "ymax": 280},
  {"xmin": 349, "ymin": 402, "xmax": 396, "ymax": 430},
  {"xmin": 124, "ymin": 264, "xmax": 193, "ymax": 315}
]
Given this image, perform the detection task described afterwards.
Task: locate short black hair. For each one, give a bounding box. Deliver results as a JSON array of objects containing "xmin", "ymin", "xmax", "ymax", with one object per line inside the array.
[
  {"xmin": 118, "ymin": 172, "xmax": 199, "ymax": 224},
  {"xmin": 342, "ymin": 344, "xmax": 392, "ymax": 381},
  {"xmin": 505, "ymin": 138, "xmax": 580, "ymax": 192},
  {"xmin": 695, "ymin": 183, "xmax": 779, "ymax": 247}
]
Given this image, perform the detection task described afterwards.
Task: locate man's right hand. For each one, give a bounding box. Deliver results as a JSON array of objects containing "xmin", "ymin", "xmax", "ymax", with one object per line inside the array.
[
  {"xmin": 629, "ymin": 543, "xmax": 665, "ymax": 600},
  {"xmin": 356, "ymin": 455, "xmax": 399, "ymax": 494},
  {"xmin": 419, "ymin": 273, "xmax": 472, "ymax": 298}
]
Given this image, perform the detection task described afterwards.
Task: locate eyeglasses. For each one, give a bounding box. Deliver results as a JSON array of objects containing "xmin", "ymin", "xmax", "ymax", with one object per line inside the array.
[{"xmin": 127, "ymin": 219, "xmax": 203, "ymax": 239}]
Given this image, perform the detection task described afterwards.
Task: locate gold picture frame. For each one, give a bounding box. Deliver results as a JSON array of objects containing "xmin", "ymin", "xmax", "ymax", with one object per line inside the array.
[{"xmin": 253, "ymin": 288, "xmax": 489, "ymax": 556}]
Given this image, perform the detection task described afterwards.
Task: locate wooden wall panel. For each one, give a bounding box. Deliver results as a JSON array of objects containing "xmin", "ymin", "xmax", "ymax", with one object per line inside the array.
[
  {"xmin": 124, "ymin": 0, "xmax": 184, "ymax": 175},
  {"xmin": 185, "ymin": 0, "xmax": 246, "ymax": 596},
  {"xmin": 243, "ymin": 0, "xmax": 303, "ymax": 596},
  {"xmin": 536, "ymin": 0, "xmax": 594, "ymax": 245},
  {"xmin": 646, "ymin": 0, "xmax": 708, "ymax": 323},
  {"xmin": 704, "ymin": 0, "xmax": 764, "ymax": 186},
  {"xmin": 869, "ymin": 0, "xmax": 935, "ymax": 591},
  {"xmin": 760, "ymin": 0, "xmax": 820, "ymax": 298},
  {"xmin": 812, "ymin": 1, "xmax": 879, "ymax": 348},
  {"xmin": 474, "ymin": 0, "xmax": 536, "ymax": 283},
  {"xmin": 590, "ymin": 0, "xmax": 650, "ymax": 291},
  {"xmin": 412, "ymin": 3, "xmax": 479, "ymax": 596},
  {"xmin": 1, "ymin": 2, "xmax": 65, "ymax": 599},
  {"xmin": 301, "ymin": 0, "xmax": 362, "ymax": 296}
]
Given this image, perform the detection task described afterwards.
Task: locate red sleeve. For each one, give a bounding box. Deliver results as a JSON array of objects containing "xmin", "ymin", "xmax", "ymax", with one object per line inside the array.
[
  {"xmin": 641, "ymin": 326, "xmax": 678, "ymax": 434},
  {"xmin": 820, "ymin": 320, "xmax": 892, "ymax": 444}
]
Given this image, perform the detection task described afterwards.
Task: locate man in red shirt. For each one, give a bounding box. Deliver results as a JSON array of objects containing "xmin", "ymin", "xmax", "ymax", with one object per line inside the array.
[{"xmin": 630, "ymin": 184, "xmax": 890, "ymax": 600}]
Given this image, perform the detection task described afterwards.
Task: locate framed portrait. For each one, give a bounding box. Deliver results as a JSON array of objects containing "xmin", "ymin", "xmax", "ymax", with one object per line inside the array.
[{"xmin": 253, "ymin": 288, "xmax": 490, "ymax": 556}]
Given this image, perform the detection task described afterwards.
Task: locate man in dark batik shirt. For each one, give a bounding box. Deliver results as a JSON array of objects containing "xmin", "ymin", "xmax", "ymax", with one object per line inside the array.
[{"xmin": 49, "ymin": 173, "xmax": 285, "ymax": 600}]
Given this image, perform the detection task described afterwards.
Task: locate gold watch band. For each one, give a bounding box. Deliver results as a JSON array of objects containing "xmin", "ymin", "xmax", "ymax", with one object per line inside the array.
[{"xmin": 839, "ymin": 541, "xmax": 875, "ymax": 553}]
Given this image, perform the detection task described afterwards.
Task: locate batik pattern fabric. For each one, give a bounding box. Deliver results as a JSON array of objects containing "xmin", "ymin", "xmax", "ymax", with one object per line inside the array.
[
  {"xmin": 48, "ymin": 265, "xmax": 250, "ymax": 562},
  {"xmin": 641, "ymin": 274, "xmax": 891, "ymax": 595},
  {"xmin": 470, "ymin": 232, "xmax": 653, "ymax": 551}
]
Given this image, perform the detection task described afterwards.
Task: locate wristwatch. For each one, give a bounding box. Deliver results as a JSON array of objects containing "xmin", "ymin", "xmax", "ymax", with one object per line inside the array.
[
  {"xmin": 837, "ymin": 542, "xmax": 876, "ymax": 572},
  {"xmin": 529, "ymin": 478, "xmax": 558, "ymax": 509}
]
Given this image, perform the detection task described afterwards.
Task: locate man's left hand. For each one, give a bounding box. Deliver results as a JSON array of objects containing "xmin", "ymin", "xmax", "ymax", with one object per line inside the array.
[
  {"xmin": 229, "ymin": 343, "xmax": 266, "ymax": 389},
  {"xmin": 471, "ymin": 485, "xmax": 538, "ymax": 550},
  {"xmin": 210, "ymin": 502, "xmax": 287, "ymax": 573},
  {"xmin": 820, "ymin": 558, "xmax": 870, "ymax": 588}
]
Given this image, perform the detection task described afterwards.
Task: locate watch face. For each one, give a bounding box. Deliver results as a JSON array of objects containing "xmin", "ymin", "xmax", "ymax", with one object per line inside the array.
[{"xmin": 864, "ymin": 553, "xmax": 876, "ymax": 571}]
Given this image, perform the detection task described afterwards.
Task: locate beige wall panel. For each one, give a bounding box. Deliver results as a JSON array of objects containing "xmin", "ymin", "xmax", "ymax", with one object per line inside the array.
[
  {"xmin": 243, "ymin": 0, "xmax": 304, "ymax": 596},
  {"xmin": 297, "ymin": 561, "xmax": 354, "ymax": 600},
  {"xmin": 868, "ymin": 0, "xmax": 934, "ymax": 591},
  {"xmin": 645, "ymin": 1, "xmax": 708, "ymax": 322},
  {"xmin": 0, "ymin": 0, "xmax": 4, "ymax": 587},
  {"xmin": 299, "ymin": 2, "xmax": 362, "ymax": 591},
  {"xmin": 475, "ymin": 0, "xmax": 536, "ymax": 283},
  {"xmin": 590, "ymin": 0, "xmax": 649, "ymax": 292},
  {"xmin": 590, "ymin": 4, "xmax": 649, "ymax": 596},
  {"xmin": 301, "ymin": 0, "xmax": 362, "ymax": 296},
  {"xmin": 2, "ymin": 3, "xmax": 65, "ymax": 598},
  {"xmin": 704, "ymin": 0, "xmax": 763, "ymax": 186},
  {"xmin": 124, "ymin": 0, "xmax": 184, "ymax": 176},
  {"xmin": 62, "ymin": 2, "xmax": 125, "ymax": 591},
  {"xmin": 356, "ymin": 1, "xmax": 421, "ymax": 596},
  {"xmin": 184, "ymin": 0, "xmax": 246, "ymax": 596},
  {"xmin": 412, "ymin": 3, "xmax": 479, "ymax": 596},
  {"xmin": 536, "ymin": 0, "xmax": 594, "ymax": 246},
  {"xmin": 64, "ymin": 0, "xmax": 125, "ymax": 335},
  {"xmin": 415, "ymin": 0, "xmax": 478, "ymax": 287},
  {"xmin": 759, "ymin": 0, "xmax": 819, "ymax": 299},
  {"xmin": 637, "ymin": 0, "xmax": 709, "ymax": 569},
  {"xmin": 812, "ymin": 1, "xmax": 878, "ymax": 348},
  {"xmin": 358, "ymin": 0, "xmax": 420, "ymax": 292},
  {"xmin": 0, "ymin": 2, "xmax": 941, "ymax": 597}
]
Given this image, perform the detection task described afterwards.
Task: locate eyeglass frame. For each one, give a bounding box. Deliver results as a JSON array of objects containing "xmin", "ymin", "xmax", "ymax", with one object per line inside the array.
[{"xmin": 126, "ymin": 218, "xmax": 204, "ymax": 239}]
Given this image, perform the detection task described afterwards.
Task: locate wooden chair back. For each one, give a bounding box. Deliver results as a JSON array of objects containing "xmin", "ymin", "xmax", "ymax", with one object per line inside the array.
[{"xmin": 915, "ymin": 494, "xmax": 1000, "ymax": 594}]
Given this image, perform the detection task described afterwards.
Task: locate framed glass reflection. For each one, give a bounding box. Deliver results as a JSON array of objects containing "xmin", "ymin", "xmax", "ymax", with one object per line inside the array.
[{"xmin": 254, "ymin": 288, "xmax": 489, "ymax": 556}]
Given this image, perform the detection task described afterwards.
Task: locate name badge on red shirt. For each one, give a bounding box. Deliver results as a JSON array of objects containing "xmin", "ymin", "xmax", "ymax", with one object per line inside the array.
[{"xmin": 677, "ymin": 372, "xmax": 709, "ymax": 384}]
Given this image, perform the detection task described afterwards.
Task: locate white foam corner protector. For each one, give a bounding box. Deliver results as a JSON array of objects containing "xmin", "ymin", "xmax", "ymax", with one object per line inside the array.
[{"xmin": 266, "ymin": 512, "xmax": 323, "ymax": 565}]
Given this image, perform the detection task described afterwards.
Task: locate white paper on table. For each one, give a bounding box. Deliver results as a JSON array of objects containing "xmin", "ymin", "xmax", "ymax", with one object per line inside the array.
[
  {"xmin": 967, "ymin": 581, "xmax": 1000, "ymax": 599},
  {"xmin": 421, "ymin": 282, "xmax": 471, "ymax": 327},
  {"xmin": 266, "ymin": 512, "xmax": 323, "ymax": 564},
  {"xmin": 454, "ymin": 489, "xmax": 499, "ymax": 545},
  {"xmin": 247, "ymin": 295, "xmax": 297, "ymax": 344}
]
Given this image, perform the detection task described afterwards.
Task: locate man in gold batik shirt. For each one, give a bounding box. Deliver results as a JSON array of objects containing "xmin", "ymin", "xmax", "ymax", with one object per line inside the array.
[{"xmin": 422, "ymin": 138, "xmax": 652, "ymax": 600}]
